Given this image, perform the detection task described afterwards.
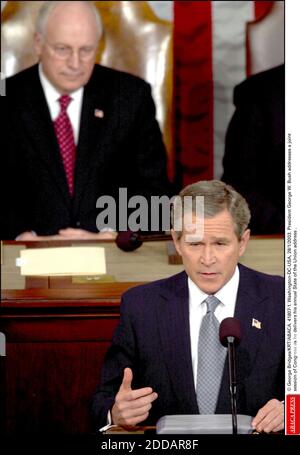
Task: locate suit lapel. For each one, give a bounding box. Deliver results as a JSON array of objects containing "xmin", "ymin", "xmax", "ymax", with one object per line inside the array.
[
  {"xmin": 216, "ymin": 264, "xmax": 268, "ymax": 413},
  {"xmin": 234, "ymin": 265, "xmax": 267, "ymax": 369},
  {"xmin": 157, "ymin": 272, "xmax": 199, "ymax": 414},
  {"xmin": 20, "ymin": 66, "xmax": 71, "ymax": 206},
  {"xmin": 73, "ymin": 67, "xmax": 109, "ymax": 214}
]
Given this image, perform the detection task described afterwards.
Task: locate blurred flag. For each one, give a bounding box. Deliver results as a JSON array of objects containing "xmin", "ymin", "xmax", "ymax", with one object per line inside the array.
[{"xmin": 149, "ymin": 1, "xmax": 284, "ymax": 184}]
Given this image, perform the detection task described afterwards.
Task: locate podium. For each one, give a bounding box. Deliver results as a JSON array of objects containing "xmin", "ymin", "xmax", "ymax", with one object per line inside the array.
[
  {"xmin": 0, "ymin": 237, "xmax": 283, "ymax": 434},
  {"xmin": 156, "ymin": 414, "xmax": 253, "ymax": 434}
]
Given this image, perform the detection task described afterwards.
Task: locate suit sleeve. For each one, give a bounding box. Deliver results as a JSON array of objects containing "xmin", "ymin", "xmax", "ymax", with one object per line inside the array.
[
  {"xmin": 0, "ymin": 99, "xmax": 29, "ymax": 239},
  {"xmin": 90, "ymin": 295, "xmax": 137, "ymax": 430}
]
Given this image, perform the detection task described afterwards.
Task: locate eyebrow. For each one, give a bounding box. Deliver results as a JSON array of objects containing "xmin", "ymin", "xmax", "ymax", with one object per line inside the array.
[
  {"xmin": 52, "ymin": 42, "xmax": 95, "ymax": 48},
  {"xmin": 185, "ymin": 236, "xmax": 230, "ymax": 244},
  {"xmin": 210, "ymin": 237, "xmax": 229, "ymax": 242}
]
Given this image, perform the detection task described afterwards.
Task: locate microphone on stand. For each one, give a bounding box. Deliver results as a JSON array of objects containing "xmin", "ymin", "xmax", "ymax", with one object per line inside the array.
[
  {"xmin": 116, "ymin": 230, "xmax": 172, "ymax": 252},
  {"xmin": 219, "ymin": 317, "xmax": 242, "ymax": 435}
]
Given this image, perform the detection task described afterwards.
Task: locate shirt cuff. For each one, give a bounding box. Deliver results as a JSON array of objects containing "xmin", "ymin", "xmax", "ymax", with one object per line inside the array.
[
  {"xmin": 98, "ymin": 409, "xmax": 116, "ymax": 433},
  {"xmin": 15, "ymin": 231, "xmax": 37, "ymax": 240}
]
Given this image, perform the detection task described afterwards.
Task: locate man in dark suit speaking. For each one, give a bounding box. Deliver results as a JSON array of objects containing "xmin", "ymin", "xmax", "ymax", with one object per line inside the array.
[
  {"xmin": 1, "ymin": 1, "xmax": 169, "ymax": 240},
  {"xmin": 92, "ymin": 180, "xmax": 284, "ymax": 433}
]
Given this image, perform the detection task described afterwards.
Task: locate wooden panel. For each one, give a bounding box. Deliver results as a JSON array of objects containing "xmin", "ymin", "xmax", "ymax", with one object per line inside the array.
[
  {"xmin": 1, "ymin": 284, "xmax": 141, "ymax": 301},
  {"xmin": 2, "ymin": 317, "xmax": 119, "ymax": 342},
  {"xmin": 5, "ymin": 340, "xmax": 112, "ymax": 434},
  {"xmin": 239, "ymin": 237, "xmax": 284, "ymax": 276},
  {"xmin": 0, "ymin": 303, "xmax": 120, "ymax": 435}
]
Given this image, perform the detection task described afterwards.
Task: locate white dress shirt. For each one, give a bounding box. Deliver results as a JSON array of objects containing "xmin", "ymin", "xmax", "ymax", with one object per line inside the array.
[
  {"xmin": 38, "ymin": 64, "xmax": 83, "ymax": 145},
  {"xmin": 188, "ymin": 266, "xmax": 240, "ymax": 388}
]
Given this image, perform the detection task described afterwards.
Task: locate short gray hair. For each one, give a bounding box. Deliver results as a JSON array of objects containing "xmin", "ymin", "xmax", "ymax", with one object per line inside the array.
[
  {"xmin": 36, "ymin": 1, "xmax": 103, "ymax": 39},
  {"xmin": 171, "ymin": 180, "xmax": 251, "ymax": 240}
]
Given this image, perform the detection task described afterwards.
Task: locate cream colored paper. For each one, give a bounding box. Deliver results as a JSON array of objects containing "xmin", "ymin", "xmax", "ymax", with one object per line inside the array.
[{"xmin": 16, "ymin": 247, "xmax": 106, "ymax": 276}]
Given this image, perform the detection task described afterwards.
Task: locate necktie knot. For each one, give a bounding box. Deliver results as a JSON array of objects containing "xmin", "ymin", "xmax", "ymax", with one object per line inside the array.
[
  {"xmin": 205, "ymin": 295, "xmax": 220, "ymax": 314},
  {"xmin": 58, "ymin": 95, "xmax": 72, "ymax": 112}
]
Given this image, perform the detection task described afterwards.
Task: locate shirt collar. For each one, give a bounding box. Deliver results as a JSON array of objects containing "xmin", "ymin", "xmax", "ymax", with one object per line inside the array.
[
  {"xmin": 188, "ymin": 266, "xmax": 240, "ymax": 309},
  {"xmin": 38, "ymin": 63, "xmax": 83, "ymax": 105}
]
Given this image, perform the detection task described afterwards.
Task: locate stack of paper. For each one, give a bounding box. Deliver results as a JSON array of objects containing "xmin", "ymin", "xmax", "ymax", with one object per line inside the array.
[{"xmin": 16, "ymin": 247, "xmax": 106, "ymax": 276}]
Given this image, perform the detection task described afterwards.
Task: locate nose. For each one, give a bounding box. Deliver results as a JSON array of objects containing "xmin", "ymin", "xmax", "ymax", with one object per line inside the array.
[
  {"xmin": 67, "ymin": 51, "xmax": 81, "ymax": 70},
  {"xmin": 200, "ymin": 245, "xmax": 216, "ymax": 266}
]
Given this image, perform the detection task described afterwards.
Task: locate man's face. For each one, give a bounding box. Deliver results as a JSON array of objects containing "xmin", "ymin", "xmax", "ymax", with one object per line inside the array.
[
  {"xmin": 172, "ymin": 209, "xmax": 250, "ymax": 294},
  {"xmin": 34, "ymin": 3, "xmax": 99, "ymax": 94}
]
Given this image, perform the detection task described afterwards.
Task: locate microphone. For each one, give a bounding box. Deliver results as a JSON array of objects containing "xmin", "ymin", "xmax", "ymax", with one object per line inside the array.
[
  {"xmin": 116, "ymin": 230, "xmax": 172, "ymax": 252},
  {"xmin": 115, "ymin": 230, "xmax": 143, "ymax": 252},
  {"xmin": 219, "ymin": 317, "xmax": 241, "ymax": 347},
  {"xmin": 219, "ymin": 317, "xmax": 242, "ymax": 434}
]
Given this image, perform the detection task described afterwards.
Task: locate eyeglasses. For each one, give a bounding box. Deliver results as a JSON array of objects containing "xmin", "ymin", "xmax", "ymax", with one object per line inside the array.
[{"xmin": 47, "ymin": 43, "xmax": 97, "ymax": 61}]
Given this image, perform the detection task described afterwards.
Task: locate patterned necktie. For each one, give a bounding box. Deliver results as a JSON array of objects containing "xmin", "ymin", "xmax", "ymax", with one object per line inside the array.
[
  {"xmin": 53, "ymin": 95, "xmax": 76, "ymax": 196},
  {"xmin": 196, "ymin": 295, "xmax": 227, "ymax": 414}
]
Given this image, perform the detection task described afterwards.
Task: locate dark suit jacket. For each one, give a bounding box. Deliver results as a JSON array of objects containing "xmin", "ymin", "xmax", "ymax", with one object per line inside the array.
[
  {"xmin": 1, "ymin": 64, "xmax": 170, "ymax": 238},
  {"xmin": 91, "ymin": 264, "xmax": 284, "ymax": 429},
  {"xmin": 221, "ymin": 65, "xmax": 284, "ymax": 234}
]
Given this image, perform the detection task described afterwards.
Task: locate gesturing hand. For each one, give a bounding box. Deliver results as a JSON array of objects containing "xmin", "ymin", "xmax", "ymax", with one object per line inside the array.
[{"xmin": 111, "ymin": 368, "xmax": 158, "ymax": 427}]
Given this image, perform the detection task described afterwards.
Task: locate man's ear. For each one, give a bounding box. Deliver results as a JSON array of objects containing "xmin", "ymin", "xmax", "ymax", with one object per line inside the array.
[
  {"xmin": 238, "ymin": 228, "xmax": 250, "ymax": 257},
  {"xmin": 34, "ymin": 32, "xmax": 43, "ymax": 57},
  {"xmin": 171, "ymin": 229, "xmax": 182, "ymax": 256}
]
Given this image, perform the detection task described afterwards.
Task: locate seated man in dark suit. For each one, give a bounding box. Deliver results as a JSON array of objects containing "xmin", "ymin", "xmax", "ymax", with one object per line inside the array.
[
  {"xmin": 221, "ymin": 65, "xmax": 284, "ymax": 235},
  {"xmin": 1, "ymin": 1, "xmax": 170, "ymax": 240},
  {"xmin": 91, "ymin": 180, "xmax": 284, "ymax": 433}
]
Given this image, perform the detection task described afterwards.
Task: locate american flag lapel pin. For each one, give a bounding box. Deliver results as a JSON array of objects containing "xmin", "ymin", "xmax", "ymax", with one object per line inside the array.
[
  {"xmin": 252, "ymin": 318, "xmax": 262, "ymax": 329},
  {"xmin": 94, "ymin": 109, "xmax": 104, "ymax": 119}
]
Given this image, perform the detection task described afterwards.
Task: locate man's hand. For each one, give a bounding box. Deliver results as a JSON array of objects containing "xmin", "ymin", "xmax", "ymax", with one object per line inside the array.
[
  {"xmin": 58, "ymin": 228, "xmax": 117, "ymax": 240},
  {"xmin": 111, "ymin": 368, "xmax": 158, "ymax": 427},
  {"xmin": 16, "ymin": 231, "xmax": 62, "ymax": 240},
  {"xmin": 252, "ymin": 399, "xmax": 284, "ymax": 433},
  {"xmin": 16, "ymin": 229, "xmax": 117, "ymax": 241}
]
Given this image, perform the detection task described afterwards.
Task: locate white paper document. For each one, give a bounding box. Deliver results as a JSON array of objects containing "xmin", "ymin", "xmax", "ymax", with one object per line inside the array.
[{"xmin": 16, "ymin": 247, "xmax": 106, "ymax": 276}]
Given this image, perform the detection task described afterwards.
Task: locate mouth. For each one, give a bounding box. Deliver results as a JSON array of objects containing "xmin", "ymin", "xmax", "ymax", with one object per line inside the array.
[
  {"xmin": 199, "ymin": 272, "xmax": 219, "ymax": 279},
  {"xmin": 62, "ymin": 73, "xmax": 83, "ymax": 79}
]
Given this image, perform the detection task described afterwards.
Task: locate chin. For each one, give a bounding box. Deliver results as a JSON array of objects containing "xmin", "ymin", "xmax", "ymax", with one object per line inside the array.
[
  {"xmin": 59, "ymin": 76, "xmax": 84, "ymax": 89},
  {"xmin": 202, "ymin": 288, "xmax": 217, "ymax": 295},
  {"xmin": 59, "ymin": 84, "xmax": 80, "ymax": 93},
  {"xmin": 197, "ymin": 281, "xmax": 220, "ymax": 295}
]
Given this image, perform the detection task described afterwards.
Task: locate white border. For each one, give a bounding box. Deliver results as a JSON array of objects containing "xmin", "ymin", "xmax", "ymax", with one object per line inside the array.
[{"xmin": 285, "ymin": 0, "xmax": 300, "ymax": 436}]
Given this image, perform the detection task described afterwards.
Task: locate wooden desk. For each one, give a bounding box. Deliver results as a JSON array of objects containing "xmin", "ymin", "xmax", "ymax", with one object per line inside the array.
[
  {"xmin": 0, "ymin": 237, "xmax": 284, "ymax": 435},
  {"xmin": 0, "ymin": 297, "xmax": 120, "ymax": 434},
  {"xmin": 105, "ymin": 425, "xmax": 156, "ymax": 434}
]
